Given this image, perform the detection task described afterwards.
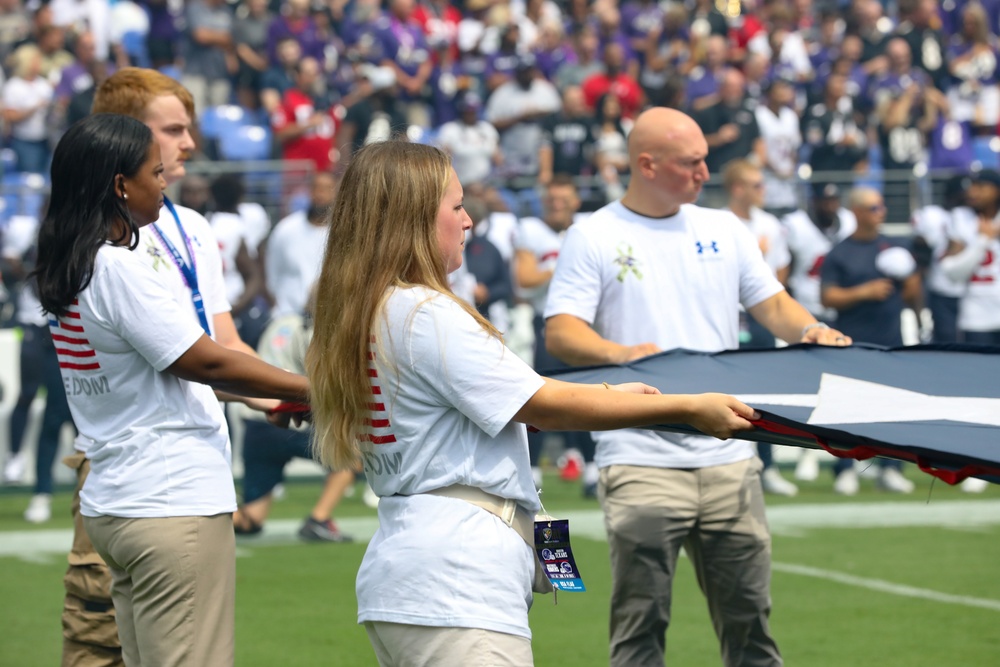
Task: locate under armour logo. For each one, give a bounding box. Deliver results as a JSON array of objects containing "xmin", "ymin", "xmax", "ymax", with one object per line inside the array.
[{"xmin": 695, "ymin": 240, "xmax": 719, "ymax": 254}]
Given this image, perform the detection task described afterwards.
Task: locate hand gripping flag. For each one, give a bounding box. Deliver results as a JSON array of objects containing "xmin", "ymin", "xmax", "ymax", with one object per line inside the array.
[{"xmin": 545, "ymin": 344, "xmax": 1000, "ymax": 485}]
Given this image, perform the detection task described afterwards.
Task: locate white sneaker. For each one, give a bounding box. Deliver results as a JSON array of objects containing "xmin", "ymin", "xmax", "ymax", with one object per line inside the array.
[
  {"xmin": 761, "ymin": 467, "xmax": 798, "ymax": 496},
  {"xmin": 961, "ymin": 477, "xmax": 990, "ymax": 494},
  {"xmin": 794, "ymin": 451, "xmax": 820, "ymax": 482},
  {"xmin": 362, "ymin": 483, "xmax": 380, "ymax": 509},
  {"xmin": 24, "ymin": 494, "xmax": 52, "ymax": 523},
  {"xmin": 877, "ymin": 467, "xmax": 915, "ymax": 494},
  {"xmin": 3, "ymin": 452, "xmax": 26, "ymax": 484},
  {"xmin": 833, "ymin": 468, "xmax": 859, "ymax": 496}
]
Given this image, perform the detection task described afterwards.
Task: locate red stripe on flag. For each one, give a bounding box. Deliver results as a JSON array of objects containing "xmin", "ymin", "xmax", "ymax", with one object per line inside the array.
[
  {"xmin": 55, "ymin": 347, "xmax": 96, "ymax": 358},
  {"xmin": 367, "ymin": 434, "xmax": 397, "ymax": 444},
  {"xmin": 51, "ymin": 334, "xmax": 90, "ymax": 345},
  {"xmin": 367, "ymin": 419, "xmax": 390, "ymax": 428},
  {"xmin": 59, "ymin": 361, "xmax": 100, "ymax": 371},
  {"xmin": 65, "ymin": 311, "xmax": 81, "ymax": 319},
  {"xmin": 368, "ymin": 402, "xmax": 385, "ymax": 411},
  {"xmin": 60, "ymin": 322, "xmax": 85, "ymax": 333},
  {"xmin": 371, "ymin": 386, "xmax": 382, "ymax": 395},
  {"xmin": 367, "ymin": 368, "xmax": 378, "ymax": 377},
  {"xmin": 367, "ymin": 351, "xmax": 375, "ymax": 360}
]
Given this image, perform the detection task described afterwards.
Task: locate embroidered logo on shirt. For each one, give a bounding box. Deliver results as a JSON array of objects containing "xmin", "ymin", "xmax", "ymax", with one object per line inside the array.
[
  {"xmin": 145, "ymin": 238, "xmax": 169, "ymax": 272},
  {"xmin": 695, "ymin": 240, "xmax": 719, "ymax": 255},
  {"xmin": 614, "ymin": 243, "xmax": 643, "ymax": 282}
]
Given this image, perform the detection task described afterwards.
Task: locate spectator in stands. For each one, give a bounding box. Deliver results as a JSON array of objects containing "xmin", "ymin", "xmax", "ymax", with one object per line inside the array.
[
  {"xmin": 65, "ymin": 59, "xmax": 108, "ymax": 128},
  {"xmin": 695, "ymin": 67, "xmax": 765, "ymax": 175},
  {"xmin": 271, "ymin": 56, "xmax": 338, "ymax": 173},
  {"xmin": 266, "ymin": 170, "xmax": 337, "ymax": 320},
  {"xmin": 555, "ymin": 23, "xmax": 603, "ymax": 90},
  {"xmin": 182, "ymin": 0, "xmax": 235, "ymax": 113},
  {"xmin": 686, "ymin": 34, "xmax": 730, "ymax": 111},
  {"xmin": 1, "ymin": 199, "xmax": 74, "ymax": 523},
  {"xmin": 689, "ymin": 0, "xmax": 729, "ymax": 39},
  {"xmin": 1, "ymin": 45, "xmax": 54, "ymax": 173},
  {"xmin": 412, "ymin": 0, "xmax": 462, "ymax": 62},
  {"xmin": 538, "ymin": 85, "xmax": 597, "ymax": 192},
  {"xmin": 260, "ymin": 35, "xmax": 300, "ymax": 113},
  {"xmin": 485, "ymin": 53, "xmax": 561, "ymax": 216},
  {"xmin": 941, "ymin": 168, "xmax": 1000, "ymax": 346},
  {"xmin": 374, "ymin": 0, "xmax": 434, "ymax": 127},
  {"xmin": 821, "ymin": 187, "xmax": 921, "ymax": 495},
  {"xmin": 640, "ymin": 2, "xmax": 691, "ymax": 102},
  {"xmin": 436, "ymin": 91, "xmax": 500, "ymax": 187},
  {"xmin": 872, "ymin": 37, "xmax": 946, "ymax": 174},
  {"xmin": 803, "ymin": 72, "xmax": 870, "ymax": 174},
  {"xmin": 145, "ymin": 0, "xmax": 182, "ymax": 69},
  {"xmin": 755, "ymin": 77, "xmax": 802, "ymax": 217},
  {"xmin": 946, "ymin": 2, "xmax": 1000, "ymax": 133},
  {"xmin": 337, "ymin": 65, "xmax": 408, "ymax": 165},
  {"xmin": 621, "ymin": 0, "xmax": 663, "ymax": 63},
  {"xmin": 783, "ymin": 183, "xmax": 858, "ymax": 323},
  {"xmin": 807, "ymin": 10, "xmax": 846, "ymax": 78},
  {"xmin": 721, "ymin": 159, "xmax": 798, "ymax": 498},
  {"xmin": 593, "ymin": 93, "xmax": 630, "ymax": 201},
  {"xmin": 895, "ymin": 0, "xmax": 948, "ymax": 88},
  {"xmin": 592, "ymin": 1, "xmax": 638, "ymax": 78},
  {"xmin": 266, "ymin": 0, "xmax": 325, "ymax": 65},
  {"xmin": 177, "ymin": 175, "xmax": 211, "ymax": 217},
  {"xmin": 11, "ymin": 22, "xmax": 71, "ymax": 81},
  {"xmin": 233, "ymin": 0, "xmax": 273, "ymax": 111},
  {"xmin": 850, "ymin": 0, "xmax": 891, "ymax": 75},
  {"xmin": 582, "ymin": 41, "xmax": 644, "ymax": 119},
  {"xmin": 534, "ymin": 18, "xmax": 575, "ymax": 82},
  {"xmin": 48, "ymin": 0, "xmax": 110, "ymax": 62},
  {"xmin": 54, "ymin": 30, "xmax": 100, "ymax": 107},
  {"xmin": 911, "ymin": 173, "xmax": 969, "ymax": 344},
  {"xmin": 485, "ymin": 23, "xmax": 521, "ymax": 92},
  {"xmin": 0, "ymin": 0, "xmax": 31, "ymax": 66}
]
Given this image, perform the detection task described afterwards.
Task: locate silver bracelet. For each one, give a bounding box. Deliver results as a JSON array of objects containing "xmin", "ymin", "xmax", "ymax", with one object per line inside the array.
[{"xmin": 801, "ymin": 322, "xmax": 830, "ymax": 338}]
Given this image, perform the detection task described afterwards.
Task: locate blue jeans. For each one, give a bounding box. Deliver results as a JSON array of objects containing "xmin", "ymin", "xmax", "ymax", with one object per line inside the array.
[{"xmin": 9, "ymin": 137, "xmax": 50, "ymax": 174}]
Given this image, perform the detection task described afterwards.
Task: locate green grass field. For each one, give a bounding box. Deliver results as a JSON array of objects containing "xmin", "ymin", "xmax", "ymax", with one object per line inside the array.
[{"xmin": 2, "ymin": 468, "xmax": 999, "ymax": 666}]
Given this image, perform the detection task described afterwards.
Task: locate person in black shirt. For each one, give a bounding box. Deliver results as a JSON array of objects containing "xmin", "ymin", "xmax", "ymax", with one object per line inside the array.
[
  {"xmin": 802, "ymin": 72, "xmax": 869, "ymax": 174},
  {"xmin": 694, "ymin": 68, "xmax": 764, "ymax": 175}
]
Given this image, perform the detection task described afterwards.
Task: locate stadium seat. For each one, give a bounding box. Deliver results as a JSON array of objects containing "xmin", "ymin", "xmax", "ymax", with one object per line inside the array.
[
  {"xmin": 973, "ymin": 136, "xmax": 1000, "ymax": 170},
  {"xmin": 121, "ymin": 30, "xmax": 150, "ymax": 68},
  {"xmin": 218, "ymin": 125, "xmax": 272, "ymax": 161},
  {"xmin": 200, "ymin": 105, "xmax": 249, "ymax": 141},
  {"xmin": 1, "ymin": 172, "xmax": 47, "ymax": 220}
]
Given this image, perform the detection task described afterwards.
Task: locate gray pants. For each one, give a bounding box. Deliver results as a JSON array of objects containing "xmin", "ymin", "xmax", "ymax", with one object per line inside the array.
[{"xmin": 599, "ymin": 459, "xmax": 782, "ymax": 667}]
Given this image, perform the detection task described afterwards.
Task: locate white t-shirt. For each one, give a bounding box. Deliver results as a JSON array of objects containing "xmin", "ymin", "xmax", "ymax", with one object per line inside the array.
[
  {"xmin": 782, "ymin": 208, "xmax": 857, "ymax": 321},
  {"xmin": 514, "ymin": 215, "xmax": 563, "ymax": 313},
  {"xmin": 135, "ymin": 203, "xmax": 231, "ymax": 337},
  {"xmin": 544, "ymin": 201, "xmax": 783, "ymax": 469},
  {"xmin": 727, "ymin": 206, "xmax": 791, "ymax": 276},
  {"xmin": 356, "ymin": 286, "xmax": 544, "ymax": 639},
  {"xmin": 266, "ymin": 211, "xmax": 329, "ymax": 318},
  {"xmin": 754, "ymin": 105, "xmax": 802, "ymax": 210},
  {"xmin": 1, "ymin": 76, "xmax": 53, "ymax": 141},
  {"xmin": 209, "ymin": 211, "xmax": 248, "ymax": 305},
  {"xmin": 436, "ymin": 120, "xmax": 499, "ymax": 186},
  {"xmin": 949, "ymin": 207, "xmax": 1000, "ymax": 332},
  {"xmin": 911, "ymin": 204, "xmax": 965, "ymax": 298},
  {"xmin": 237, "ymin": 202, "xmax": 271, "ymax": 255},
  {"xmin": 54, "ymin": 245, "xmax": 234, "ymax": 518}
]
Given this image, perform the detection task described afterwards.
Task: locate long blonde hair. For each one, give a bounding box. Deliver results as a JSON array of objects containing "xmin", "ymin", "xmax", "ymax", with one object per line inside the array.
[{"xmin": 306, "ymin": 141, "xmax": 499, "ymax": 471}]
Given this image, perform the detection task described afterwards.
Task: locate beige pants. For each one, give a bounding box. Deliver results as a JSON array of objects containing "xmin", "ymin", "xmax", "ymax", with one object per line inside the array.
[
  {"xmin": 62, "ymin": 452, "xmax": 123, "ymax": 667},
  {"xmin": 84, "ymin": 513, "xmax": 236, "ymax": 667},
  {"xmin": 599, "ymin": 458, "xmax": 781, "ymax": 667},
  {"xmin": 363, "ymin": 621, "xmax": 533, "ymax": 667}
]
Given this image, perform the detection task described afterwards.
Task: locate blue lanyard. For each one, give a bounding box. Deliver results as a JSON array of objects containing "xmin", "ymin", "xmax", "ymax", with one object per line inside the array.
[{"xmin": 150, "ymin": 197, "xmax": 212, "ymax": 336}]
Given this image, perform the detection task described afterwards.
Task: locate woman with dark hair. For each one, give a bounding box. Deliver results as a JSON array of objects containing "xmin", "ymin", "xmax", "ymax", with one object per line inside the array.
[{"xmin": 33, "ymin": 113, "xmax": 309, "ymax": 667}]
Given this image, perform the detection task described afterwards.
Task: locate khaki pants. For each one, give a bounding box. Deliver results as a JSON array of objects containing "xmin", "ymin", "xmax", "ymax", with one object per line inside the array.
[
  {"xmin": 599, "ymin": 459, "xmax": 782, "ymax": 667},
  {"xmin": 363, "ymin": 621, "xmax": 533, "ymax": 667},
  {"xmin": 84, "ymin": 513, "xmax": 236, "ymax": 667},
  {"xmin": 62, "ymin": 452, "xmax": 123, "ymax": 667}
]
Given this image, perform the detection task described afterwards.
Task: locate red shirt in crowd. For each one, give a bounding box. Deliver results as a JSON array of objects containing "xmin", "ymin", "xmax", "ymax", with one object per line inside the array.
[
  {"xmin": 271, "ymin": 88, "xmax": 340, "ymax": 172},
  {"xmin": 581, "ymin": 72, "xmax": 644, "ymax": 120}
]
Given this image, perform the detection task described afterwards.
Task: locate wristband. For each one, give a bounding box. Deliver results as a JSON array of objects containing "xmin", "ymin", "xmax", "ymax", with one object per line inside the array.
[{"xmin": 801, "ymin": 322, "xmax": 829, "ymax": 338}]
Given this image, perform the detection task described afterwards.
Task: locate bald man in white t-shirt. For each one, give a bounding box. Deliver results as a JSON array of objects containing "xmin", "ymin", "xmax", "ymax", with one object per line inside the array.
[{"xmin": 545, "ymin": 108, "xmax": 849, "ymax": 667}]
